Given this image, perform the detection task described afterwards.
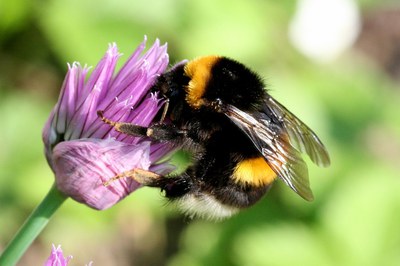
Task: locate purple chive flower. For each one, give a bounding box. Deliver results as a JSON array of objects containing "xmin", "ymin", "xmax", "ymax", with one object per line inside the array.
[
  {"xmin": 42, "ymin": 37, "xmax": 175, "ymax": 210},
  {"xmin": 45, "ymin": 244, "xmax": 73, "ymax": 266}
]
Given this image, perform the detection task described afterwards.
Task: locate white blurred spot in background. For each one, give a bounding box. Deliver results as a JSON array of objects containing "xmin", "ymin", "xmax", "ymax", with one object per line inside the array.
[{"xmin": 289, "ymin": 0, "xmax": 361, "ymax": 63}]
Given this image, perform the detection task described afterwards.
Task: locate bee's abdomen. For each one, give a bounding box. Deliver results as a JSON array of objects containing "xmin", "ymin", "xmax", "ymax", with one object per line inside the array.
[
  {"xmin": 211, "ymin": 180, "xmax": 272, "ymax": 208},
  {"xmin": 232, "ymin": 157, "xmax": 277, "ymax": 187}
]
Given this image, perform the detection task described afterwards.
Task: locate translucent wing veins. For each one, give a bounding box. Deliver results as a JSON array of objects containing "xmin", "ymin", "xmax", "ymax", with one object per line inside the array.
[
  {"xmin": 266, "ymin": 97, "xmax": 330, "ymax": 167},
  {"xmin": 220, "ymin": 96, "xmax": 330, "ymax": 201},
  {"xmin": 223, "ymin": 104, "xmax": 314, "ymax": 201}
]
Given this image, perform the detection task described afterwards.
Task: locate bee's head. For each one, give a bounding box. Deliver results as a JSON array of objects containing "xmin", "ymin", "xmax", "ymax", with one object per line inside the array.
[
  {"xmin": 152, "ymin": 61, "xmax": 189, "ymax": 103},
  {"xmin": 184, "ymin": 56, "xmax": 267, "ymax": 111}
]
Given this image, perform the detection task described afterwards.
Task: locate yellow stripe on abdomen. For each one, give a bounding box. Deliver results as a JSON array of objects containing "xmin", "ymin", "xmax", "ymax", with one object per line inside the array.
[{"xmin": 233, "ymin": 157, "xmax": 277, "ymax": 187}]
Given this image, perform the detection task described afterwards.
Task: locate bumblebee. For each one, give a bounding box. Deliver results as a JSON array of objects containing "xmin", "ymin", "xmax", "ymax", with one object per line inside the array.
[{"xmin": 99, "ymin": 56, "xmax": 330, "ymax": 220}]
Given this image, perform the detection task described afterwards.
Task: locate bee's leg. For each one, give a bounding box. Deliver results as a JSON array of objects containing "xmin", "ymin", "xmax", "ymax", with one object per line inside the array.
[
  {"xmin": 97, "ymin": 110, "xmax": 186, "ymax": 141},
  {"xmin": 150, "ymin": 173, "xmax": 193, "ymax": 198},
  {"xmin": 103, "ymin": 168, "xmax": 161, "ymax": 186},
  {"xmin": 97, "ymin": 110, "xmax": 148, "ymax": 137},
  {"xmin": 103, "ymin": 167, "xmax": 193, "ymax": 199},
  {"xmin": 109, "ymin": 168, "xmax": 193, "ymax": 199}
]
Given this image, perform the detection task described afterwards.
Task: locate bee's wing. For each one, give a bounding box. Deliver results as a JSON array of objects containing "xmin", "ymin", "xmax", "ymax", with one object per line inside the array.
[
  {"xmin": 265, "ymin": 97, "xmax": 330, "ymax": 167},
  {"xmin": 223, "ymin": 104, "xmax": 314, "ymax": 201}
]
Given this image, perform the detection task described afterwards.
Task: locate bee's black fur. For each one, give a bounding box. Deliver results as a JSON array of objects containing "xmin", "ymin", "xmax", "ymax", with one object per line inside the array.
[{"xmin": 146, "ymin": 57, "xmax": 272, "ymax": 209}]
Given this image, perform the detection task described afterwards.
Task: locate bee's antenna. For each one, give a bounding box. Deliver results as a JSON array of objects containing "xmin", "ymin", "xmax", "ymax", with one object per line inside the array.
[{"xmin": 159, "ymin": 99, "xmax": 170, "ymax": 123}]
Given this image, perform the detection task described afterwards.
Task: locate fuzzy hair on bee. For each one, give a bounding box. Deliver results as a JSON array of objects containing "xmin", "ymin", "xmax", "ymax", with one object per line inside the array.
[{"xmin": 98, "ymin": 55, "xmax": 330, "ymax": 220}]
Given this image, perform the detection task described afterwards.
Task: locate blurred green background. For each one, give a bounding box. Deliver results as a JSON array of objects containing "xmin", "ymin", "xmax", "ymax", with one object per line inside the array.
[{"xmin": 1, "ymin": 0, "xmax": 400, "ymax": 265}]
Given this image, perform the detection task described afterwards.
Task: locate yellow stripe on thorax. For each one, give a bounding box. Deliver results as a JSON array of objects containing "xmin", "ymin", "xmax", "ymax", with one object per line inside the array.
[
  {"xmin": 233, "ymin": 157, "xmax": 277, "ymax": 187},
  {"xmin": 184, "ymin": 56, "xmax": 221, "ymax": 108}
]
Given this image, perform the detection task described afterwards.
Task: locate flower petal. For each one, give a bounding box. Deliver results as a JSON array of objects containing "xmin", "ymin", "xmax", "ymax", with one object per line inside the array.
[
  {"xmin": 52, "ymin": 139, "xmax": 152, "ymax": 210},
  {"xmin": 45, "ymin": 244, "xmax": 72, "ymax": 266},
  {"xmin": 66, "ymin": 45, "xmax": 121, "ymax": 140},
  {"xmin": 43, "ymin": 37, "xmax": 177, "ymax": 211}
]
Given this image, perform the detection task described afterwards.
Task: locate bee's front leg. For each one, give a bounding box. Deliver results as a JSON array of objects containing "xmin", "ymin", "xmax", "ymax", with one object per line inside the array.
[{"xmin": 97, "ymin": 110, "xmax": 186, "ymax": 141}]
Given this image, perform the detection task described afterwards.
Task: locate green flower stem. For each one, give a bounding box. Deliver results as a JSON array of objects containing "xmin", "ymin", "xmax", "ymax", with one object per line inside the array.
[{"xmin": 0, "ymin": 184, "xmax": 68, "ymax": 266}]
